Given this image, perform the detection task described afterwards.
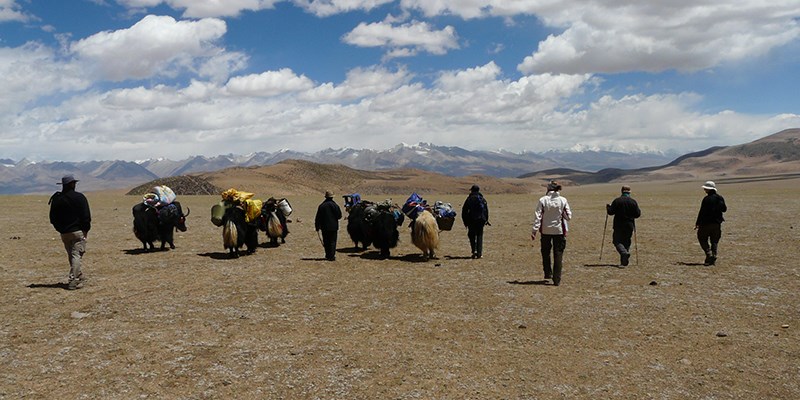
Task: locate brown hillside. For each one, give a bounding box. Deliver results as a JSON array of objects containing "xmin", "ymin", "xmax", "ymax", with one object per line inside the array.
[
  {"xmin": 622, "ymin": 128, "xmax": 800, "ymax": 181},
  {"xmin": 197, "ymin": 159, "xmax": 539, "ymax": 197}
]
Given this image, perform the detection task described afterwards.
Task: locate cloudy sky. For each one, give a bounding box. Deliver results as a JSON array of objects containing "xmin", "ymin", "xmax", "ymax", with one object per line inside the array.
[{"xmin": 1, "ymin": 0, "xmax": 799, "ymax": 162}]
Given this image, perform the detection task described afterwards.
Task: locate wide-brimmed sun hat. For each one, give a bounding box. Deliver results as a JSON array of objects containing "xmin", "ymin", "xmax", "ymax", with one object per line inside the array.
[
  {"xmin": 701, "ymin": 181, "xmax": 717, "ymax": 191},
  {"xmin": 58, "ymin": 175, "xmax": 78, "ymax": 185},
  {"xmin": 324, "ymin": 190, "xmax": 334, "ymax": 198}
]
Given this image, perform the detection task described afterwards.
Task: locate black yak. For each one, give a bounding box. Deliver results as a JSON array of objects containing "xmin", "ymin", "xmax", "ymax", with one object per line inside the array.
[
  {"xmin": 132, "ymin": 203, "xmax": 159, "ymax": 251},
  {"xmin": 132, "ymin": 201, "xmax": 190, "ymax": 251},
  {"xmin": 346, "ymin": 202, "xmax": 373, "ymax": 250},
  {"xmin": 222, "ymin": 205, "xmax": 246, "ymax": 258},
  {"xmin": 367, "ymin": 205, "xmax": 404, "ymax": 259},
  {"xmin": 156, "ymin": 201, "xmax": 189, "ymax": 250}
]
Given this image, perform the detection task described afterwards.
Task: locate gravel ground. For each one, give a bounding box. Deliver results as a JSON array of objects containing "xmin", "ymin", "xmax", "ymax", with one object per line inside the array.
[{"xmin": 1, "ymin": 179, "xmax": 798, "ymax": 399}]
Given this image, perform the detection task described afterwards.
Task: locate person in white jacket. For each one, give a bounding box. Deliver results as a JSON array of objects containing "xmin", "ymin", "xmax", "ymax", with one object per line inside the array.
[{"xmin": 531, "ymin": 181, "xmax": 572, "ymax": 286}]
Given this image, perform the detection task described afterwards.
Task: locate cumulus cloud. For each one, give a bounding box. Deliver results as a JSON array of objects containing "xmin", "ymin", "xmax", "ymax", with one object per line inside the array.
[
  {"xmin": 116, "ymin": 0, "xmax": 281, "ymax": 18},
  {"xmin": 396, "ymin": 0, "xmax": 800, "ymax": 74},
  {"xmin": 70, "ymin": 15, "xmax": 241, "ymax": 81},
  {"xmin": 226, "ymin": 69, "xmax": 315, "ymax": 97},
  {"xmin": 0, "ymin": 43, "xmax": 90, "ymax": 112},
  {"xmin": 300, "ymin": 66, "xmax": 411, "ymax": 102},
  {"xmin": 343, "ymin": 20, "xmax": 459, "ymax": 58},
  {"xmin": 0, "ymin": 0, "xmax": 30, "ymax": 22},
  {"xmin": 293, "ymin": 0, "xmax": 395, "ymax": 17}
]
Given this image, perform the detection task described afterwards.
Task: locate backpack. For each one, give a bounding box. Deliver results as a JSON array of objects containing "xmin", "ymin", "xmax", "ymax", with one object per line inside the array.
[{"xmin": 468, "ymin": 194, "xmax": 487, "ymax": 223}]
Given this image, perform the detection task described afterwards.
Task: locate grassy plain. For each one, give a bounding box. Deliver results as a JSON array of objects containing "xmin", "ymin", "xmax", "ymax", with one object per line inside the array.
[{"xmin": 1, "ymin": 178, "xmax": 798, "ymax": 399}]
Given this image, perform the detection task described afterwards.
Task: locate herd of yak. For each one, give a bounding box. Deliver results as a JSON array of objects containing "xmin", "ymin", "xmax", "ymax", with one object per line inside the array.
[{"xmin": 132, "ymin": 188, "xmax": 450, "ymax": 260}]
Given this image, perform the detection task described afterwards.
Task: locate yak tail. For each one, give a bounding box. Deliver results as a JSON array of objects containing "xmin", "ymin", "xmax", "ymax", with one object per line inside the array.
[
  {"xmin": 412, "ymin": 210, "xmax": 440, "ymax": 252},
  {"xmin": 223, "ymin": 220, "xmax": 238, "ymax": 249},
  {"xmin": 267, "ymin": 211, "xmax": 283, "ymax": 238}
]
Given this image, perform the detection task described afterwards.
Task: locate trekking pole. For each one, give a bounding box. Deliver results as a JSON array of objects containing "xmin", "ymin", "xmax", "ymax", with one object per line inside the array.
[
  {"xmin": 316, "ymin": 230, "xmax": 324, "ymax": 246},
  {"xmin": 599, "ymin": 213, "xmax": 609, "ymax": 261},
  {"xmin": 634, "ymin": 225, "xmax": 639, "ymax": 266}
]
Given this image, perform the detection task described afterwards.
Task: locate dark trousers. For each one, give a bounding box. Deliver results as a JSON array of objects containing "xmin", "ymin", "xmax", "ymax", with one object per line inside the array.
[
  {"xmin": 540, "ymin": 234, "xmax": 566, "ymax": 283},
  {"xmin": 321, "ymin": 230, "xmax": 337, "ymax": 260},
  {"xmin": 697, "ymin": 223, "xmax": 721, "ymax": 256},
  {"xmin": 612, "ymin": 228, "xmax": 633, "ymax": 256},
  {"xmin": 467, "ymin": 223, "xmax": 485, "ymax": 257}
]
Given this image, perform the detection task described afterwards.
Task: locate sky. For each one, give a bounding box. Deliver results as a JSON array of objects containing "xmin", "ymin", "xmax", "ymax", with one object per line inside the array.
[{"xmin": 1, "ymin": 0, "xmax": 799, "ymax": 162}]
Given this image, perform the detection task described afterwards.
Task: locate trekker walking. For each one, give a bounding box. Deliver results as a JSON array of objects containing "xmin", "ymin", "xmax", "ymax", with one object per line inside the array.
[
  {"xmin": 695, "ymin": 181, "xmax": 727, "ymax": 266},
  {"xmin": 606, "ymin": 185, "xmax": 641, "ymax": 267},
  {"xmin": 49, "ymin": 175, "xmax": 91, "ymax": 290},
  {"xmin": 531, "ymin": 181, "xmax": 572, "ymax": 286},
  {"xmin": 461, "ymin": 184, "xmax": 489, "ymax": 259},
  {"xmin": 315, "ymin": 190, "xmax": 342, "ymax": 261}
]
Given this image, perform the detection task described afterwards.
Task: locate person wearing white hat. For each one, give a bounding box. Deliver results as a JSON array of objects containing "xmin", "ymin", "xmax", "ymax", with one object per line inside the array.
[
  {"xmin": 695, "ymin": 181, "xmax": 727, "ymax": 266},
  {"xmin": 531, "ymin": 180, "xmax": 572, "ymax": 286},
  {"xmin": 49, "ymin": 175, "xmax": 92, "ymax": 290}
]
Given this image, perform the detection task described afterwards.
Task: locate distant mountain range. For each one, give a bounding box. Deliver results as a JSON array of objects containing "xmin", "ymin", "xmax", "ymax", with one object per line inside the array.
[{"xmin": 0, "ymin": 143, "xmax": 677, "ymax": 194}]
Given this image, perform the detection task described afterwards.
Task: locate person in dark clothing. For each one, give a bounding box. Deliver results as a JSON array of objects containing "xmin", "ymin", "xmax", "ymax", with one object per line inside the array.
[
  {"xmin": 695, "ymin": 181, "xmax": 727, "ymax": 266},
  {"xmin": 49, "ymin": 175, "xmax": 92, "ymax": 290},
  {"xmin": 606, "ymin": 185, "xmax": 641, "ymax": 267},
  {"xmin": 461, "ymin": 184, "xmax": 489, "ymax": 259},
  {"xmin": 315, "ymin": 190, "xmax": 342, "ymax": 261}
]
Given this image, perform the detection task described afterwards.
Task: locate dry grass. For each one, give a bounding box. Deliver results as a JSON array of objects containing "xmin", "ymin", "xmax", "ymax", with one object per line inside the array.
[{"xmin": 1, "ymin": 177, "xmax": 799, "ymax": 399}]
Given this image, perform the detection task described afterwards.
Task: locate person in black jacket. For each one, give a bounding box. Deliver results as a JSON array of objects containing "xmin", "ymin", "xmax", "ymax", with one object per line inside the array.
[
  {"xmin": 461, "ymin": 184, "xmax": 489, "ymax": 259},
  {"xmin": 695, "ymin": 181, "xmax": 727, "ymax": 266},
  {"xmin": 49, "ymin": 175, "xmax": 91, "ymax": 290},
  {"xmin": 606, "ymin": 185, "xmax": 641, "ymax": 267},
  {"xmin": 315, "ymin": 190, "xmax": 342, "ymax": 261}
]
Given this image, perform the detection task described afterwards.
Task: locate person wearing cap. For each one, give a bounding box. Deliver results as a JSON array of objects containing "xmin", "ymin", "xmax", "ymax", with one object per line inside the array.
[
  {"xmin": 695, "ymin": 181, "xmax": 727, "ymax": 266},
  {"xmin": 531, "ymin": 180, "xmax": 572, "ymax": 286},
  {"xmin": 315, "ymin": 190, "xmax": 342, "ymax": 261},
  {"xmin": 461, "ymin": 184, "xmax": 489, "ymax": 259},
  {"xmin": 48, "ymin": 175, "xmax": 92, "ymax": 290},
  {"xmin": 606, "ymin": 185, "xmax": 641, "ymax": 267}
]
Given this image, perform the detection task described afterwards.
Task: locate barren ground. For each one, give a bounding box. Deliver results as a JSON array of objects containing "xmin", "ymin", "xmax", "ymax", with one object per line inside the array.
[{"xmin": 1, "ymin": 178, "xmax": 798, "ymax": 399}]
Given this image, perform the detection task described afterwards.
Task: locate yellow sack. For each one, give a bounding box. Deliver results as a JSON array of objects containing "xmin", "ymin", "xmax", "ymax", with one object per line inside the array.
[
  {"xmin": 221, "ymin": 188, "xmax": 255, "ymax": 203},
  {"xmin": 244, "ymin": 199, "xmax": 263, "ymax": 223}
]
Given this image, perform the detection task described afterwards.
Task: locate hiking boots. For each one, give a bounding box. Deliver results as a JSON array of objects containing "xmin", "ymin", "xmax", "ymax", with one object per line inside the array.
[
  {"xmin": 67, "ymin": 278, "xmax": 86, "ymax": 290},
  {"xmin": 704, "ymin": 252, "xmax": 716, "ymax": 266},
  {"xmin": 621, "ymin": 253, "xmax": 630, "ymax": 267}
]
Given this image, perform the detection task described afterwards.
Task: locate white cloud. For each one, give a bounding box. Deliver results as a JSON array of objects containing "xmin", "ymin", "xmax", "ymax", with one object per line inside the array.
[
  {"xmin": 293, "ymin": 0, "xmax": 395, "ymax": 17},
  {"xmin": 343, "ymin": 20, "xmax": 459, "ymax": 58},
  {"xmin": 300, "ymin": 66, "xmax": 411, "ymax": 101},
  {"xmin": 225, "ymin": 69, "xmax": 315, "ymax": 97},
  {"xmin": 0, "ymin": 0, "xmax": 30, "ymax": 22},
  {"xmin": 70, "ymin": 15, "xmax": 235, "ymax": 81},
  {"xmin": 3, "ymin": 59, "xmax": 796, "ymax": 161},
  {"xmin": 0, "ymin": 43, "xmax": 90, "ymax": 112},
  {"xmin": 396, "ymin": 0, "xmax": 800, "ymax": 74},
  {"xmin": 116, "ymin": 0, "xmax": 281, "ymax": 18}
]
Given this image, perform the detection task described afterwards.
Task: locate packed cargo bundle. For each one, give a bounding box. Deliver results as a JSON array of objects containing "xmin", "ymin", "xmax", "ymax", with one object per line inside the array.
[
  {"xmin": 220, "ymin": 188, "xmax": 254, "ymax": 203},
  {"xmin": 401, "ymin": 192, "xmax": 426, "ymax": 219},
  {"xmin": 152, "ymin": 185, "xmax": 176, "ymax": 205},
  {"xmin": 433, "ymin": 200, "xmax": 457, "ymax": 231}
]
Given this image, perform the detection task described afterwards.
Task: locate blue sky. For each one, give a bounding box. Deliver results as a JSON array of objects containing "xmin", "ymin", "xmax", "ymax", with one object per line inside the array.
[{"xmin": 1, "ymin": 0, "xmax": 798, "ymax": 162}]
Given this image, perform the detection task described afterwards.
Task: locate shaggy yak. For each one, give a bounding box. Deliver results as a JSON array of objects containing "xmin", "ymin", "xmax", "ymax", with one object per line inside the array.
[
  {"xmin": 346, "ymin": 202, "xmax": 373, "ymax": 250},
  {"xmin": 222, "ymin": 205, "xmax": 247, "ymax": 258},
  {"xmin": 368, "ymin": 205, "xmax": 404, "ymax": 259},
  {"xmin": 132, "ymin": 201, "xmax": 189, "ymax": 251},
  {"xmin": 260, "ymin": 199, "xmax": 289, "ymax": 246},
  {"xmin": 411, "ymin": 209, "xmax": 440, "ymax": 260}
]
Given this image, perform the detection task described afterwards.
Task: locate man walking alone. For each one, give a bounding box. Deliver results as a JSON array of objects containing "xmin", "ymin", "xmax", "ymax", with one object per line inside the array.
[
  {"xmin": 462, "ymin": 184, "xmax": 489, "ymax": 259},
  {"xmin": 49, "ymin": 175, "xmax": 91, "ymax": 290},
  {"xmin": 695, "ymin": 181, "xmax": 727, "ymax": 266},
  {"xmin": 606, "ymin": 185, "xmax": 641, "ymax": 267},
  {"xmin": 531, "ymin": 181, "xmax": 572, "ymax": 286},
  {"xmin": 315, "ymin": 190, "xmax": 342, "ymax": 261}
]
